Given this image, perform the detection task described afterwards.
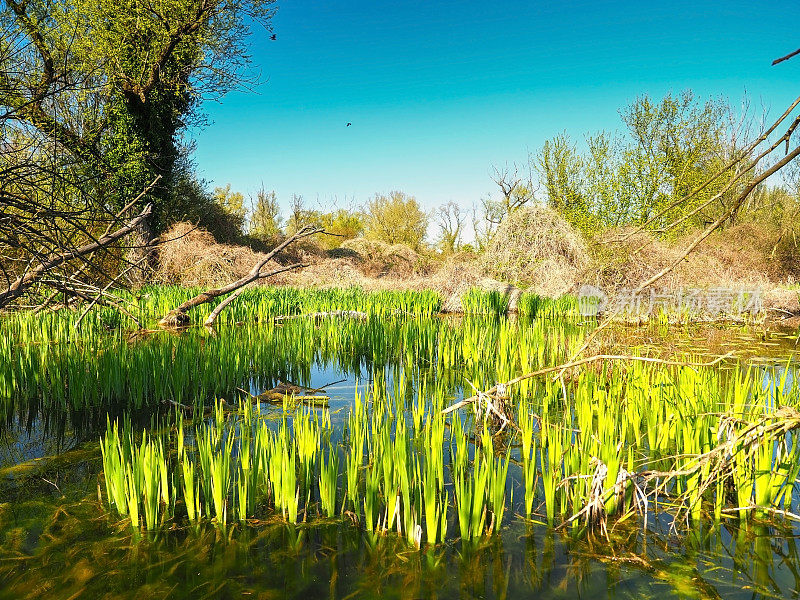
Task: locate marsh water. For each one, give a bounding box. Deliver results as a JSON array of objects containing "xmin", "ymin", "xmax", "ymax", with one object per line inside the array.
[{"xmin": 1, "ymin": 311, "xmax": 799, "ymax": 600}]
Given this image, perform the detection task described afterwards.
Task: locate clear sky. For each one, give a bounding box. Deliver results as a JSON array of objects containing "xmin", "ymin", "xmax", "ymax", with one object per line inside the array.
[{"xmin": 191, "ymin": 0, "xmax": 800, "ymax": 215}]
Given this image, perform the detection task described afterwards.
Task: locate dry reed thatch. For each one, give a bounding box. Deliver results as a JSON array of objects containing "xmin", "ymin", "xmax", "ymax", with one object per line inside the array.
[
  {"xmin": 593, "ymin": 223, "xmax": 791, "ymax": 292},
  {"xmin": 481, "ymin": 205, "xmax": 589, "ymax": 296},
  {"xmin": 426, "ymin": 260, "xmax": 520, "ymax": 313},
  {"xmin": 155, "ymin": 223, "xmax": 271, "ymax": 287},
  {"xmin": 338, "ymin": 238, "xmax": 426, "ymax": 277}
]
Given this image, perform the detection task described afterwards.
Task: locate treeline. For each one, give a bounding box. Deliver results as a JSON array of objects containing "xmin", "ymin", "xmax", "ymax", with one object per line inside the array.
[
  {"xmin": 203, "ymin": 91, "xmax": 799, "ymax": 263},
  {"xmin": 476, "ymin": 91, "xmax": 800, "ymax": 264},
  {"xmin": 200, "ymin": 187, "xmax": 431, "ymax": 252},
  {"xmin": 1, "ymin": 0, "xmax": 797, "ymax": 303}
]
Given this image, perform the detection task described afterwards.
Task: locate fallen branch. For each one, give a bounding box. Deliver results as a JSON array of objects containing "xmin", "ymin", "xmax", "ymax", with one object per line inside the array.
[
  {"xmin": 236, "ymin": 384, "xmax": 330, "ymax": 407},
  {"xmin": 441, "ymin": 353, "xmax": 733, "ymax": 416},
  {"xmin": 0, "ymin": 202, "xmax": 153, "ymax": 308},
  {"xmin": 202, "ymin": 263, "xmax": 307, "ymax": 327},
  {"xmin": 159, "ymin": 225, "xmax": 322, "ymax": 327},
  {"xmin": 556, "ymin": 407, "xmax": 800, "ymax": 533}
]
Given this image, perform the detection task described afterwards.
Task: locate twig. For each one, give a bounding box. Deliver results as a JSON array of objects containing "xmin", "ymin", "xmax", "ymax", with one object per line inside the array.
[
  {"xmin": 773, "ymin": 47, "xmax": 800, "ymax": 66},
  {"xmin": 0, "ymin": 202, "xmax": 153, "ymax": 307},
  {"xmin": 442, "ymin": 353, "xmax": 734, "ymax": 415},
  {"xmin": 74, "ymin": 257, "xmax": 147, "ymax": 329}
]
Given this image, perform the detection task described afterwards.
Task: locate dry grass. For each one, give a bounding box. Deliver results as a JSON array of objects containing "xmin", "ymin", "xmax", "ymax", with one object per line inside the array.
[
  {"xmin": 591, "ymin": 224, "xmax": 790, "ymax": 291},
  {"xmin": 152, "ymin": 219, "xmax": 800, "ymax": 316},
  {"xmin": 480, "ymin": 205, "xmax": 589, "ymax": 297},
  {"xmin": 155, "ymin": 223, "xmax": 271, "ymax": 287},
  {"xmin": 337, "ymin": 238, "xmax": 428, "ymax": 278}
]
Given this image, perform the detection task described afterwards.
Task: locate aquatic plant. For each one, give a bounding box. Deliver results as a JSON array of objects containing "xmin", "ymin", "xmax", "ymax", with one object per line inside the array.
[{"xmin": 461, "ymin": 288, "xmax": 510, "ymax": 316}]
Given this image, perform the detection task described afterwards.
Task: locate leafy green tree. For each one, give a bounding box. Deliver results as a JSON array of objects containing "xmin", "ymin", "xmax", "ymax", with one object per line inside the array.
[
  {"xmin": 1, "ymin": 0, "xmax": 275, "ymax": 234},
  {"xmin": 281, "ymin": 196, "xmax": 362, "ymax": 249},
  {"xmin": 536, "ymin": 132, "xmax": 588, "ymax": 228},
  {"xmin": 317, "ymin": 209, "xmax": 364, "ymax": 249},
  {"xmin": 363, "ymin": 191, "xmax": 428, "ymax": 251},
  {"xmin": 212, "ymin": 184, "xmax": 246, "ymax": 238},
  {"xmin": 535, "ymin": 92, "xmax": 748, "ymax": 234},
  {"xmin": 285, "ymin": 195, "xmax": 320, "ymax": 235},
  {"xmin": 249, "ymin": 188, "xmax": 282, "ymax": 240}
]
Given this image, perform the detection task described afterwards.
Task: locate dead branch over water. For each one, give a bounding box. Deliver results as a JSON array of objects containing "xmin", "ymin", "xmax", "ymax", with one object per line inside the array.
[{"xmin": 159, "ymin": 225, "xmax": 323, "ymax": 327}]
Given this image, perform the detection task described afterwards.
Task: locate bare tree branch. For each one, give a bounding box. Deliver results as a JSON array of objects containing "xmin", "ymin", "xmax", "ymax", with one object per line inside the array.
[
  {"xmin": 159, "ymin": 225, "xmax": 322, "ymax": 326},
  {"xmin": 773, "ymin": 47, "xmax": 800, "ymax": 66},
  {"xmin": 0, "ymin": 203, "xmax": 153, "ymax": 308}
]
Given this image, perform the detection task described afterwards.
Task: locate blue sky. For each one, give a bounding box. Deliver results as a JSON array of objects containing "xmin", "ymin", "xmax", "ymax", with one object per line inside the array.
[{"xmin": 192, "ymin": 0, "xmax": 800, "ymax": 216}]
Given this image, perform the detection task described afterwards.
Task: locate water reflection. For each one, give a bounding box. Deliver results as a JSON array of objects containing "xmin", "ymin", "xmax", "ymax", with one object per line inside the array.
[{"xmin": 3, "ymin": 487, "xmax": 799, "ymax": 600}]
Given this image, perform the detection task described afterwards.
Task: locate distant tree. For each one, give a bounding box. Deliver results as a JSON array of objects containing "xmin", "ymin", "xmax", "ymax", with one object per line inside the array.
[
  {"xmin": 363, "ymin": 191, "xmax": 428, "ymax": 250},
  {"xmin": 249, "ymin": 187, "xmax": 282, "ymax": 240},
  {"xmin": 286, "ymin": 194, "xmax": 318, "ymax": 234},
  {"xmin": 435, "ymin": 201, "xmax": 466, "ymax": 253},
  {"xmin": 317, "ymin": 209, "xmax": 364, "ymax": 249},
  {"xmin": 212, "ymin": 184, "xmax": 247, "ymax": 240},
  {"xmin": 490, "ymin": 162, "xmax": 536, "ymax": 216},
  {"xmin": 534, "ymin": 92, "xmax": 748, "ymax": 234},
  {"xmin": 536, "ymin": 132, "xmax": 588, "ymax": 228},
  {"xmin": 471, "ymin": 199, "xmax": 501, "ymax": 251}
]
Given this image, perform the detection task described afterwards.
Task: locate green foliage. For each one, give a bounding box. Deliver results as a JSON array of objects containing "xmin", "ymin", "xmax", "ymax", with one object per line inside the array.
[
  {"xmin": 249, "ymin": 188, "xmax": 283, "ymax": 241},
  {"xmin": 363, "ymin": 191, "xmax": 429, "ymax": 251},
  {"xmin": 1, "ymin": 0, "xmax": 275, "ymax": 236},
  {"xmin": 212, "ymin": 184, "xmax": 247, "ymax": 239},
  {"xmin": 316, "ymin": 209, "xmax": 364, "ymax": 249},
  {"xmin": 536, "ymin": 91, "xmax": 747, "ymax": 235}
]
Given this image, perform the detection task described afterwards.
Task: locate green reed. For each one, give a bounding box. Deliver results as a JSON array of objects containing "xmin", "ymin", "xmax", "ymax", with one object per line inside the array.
[
  {"xmin": 32, "ymin": 293, "xmax": 800, "ymax": 543},
  {"xmin": 460, "ymin": 288, "xmax": 510, "ymax": 316}
]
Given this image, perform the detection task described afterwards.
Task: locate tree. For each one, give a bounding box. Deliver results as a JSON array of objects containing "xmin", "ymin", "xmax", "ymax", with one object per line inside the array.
[
  {"xmin": 435, "ymin": 201, "xmax": 466, "ymax": 253},
  {"xmin": 0, "ymin": 0, "xmax": 276, "ymax": 271},
  {"xmin": 285, "ymin": 194, "xmax": 316, "ymax": 235},
  {"xmin": 536, "ymin": 132, "xmax": 588, "ymax": 228},
  {"xmin": 281, "ymin": 196, "xmax": 362, "ymax": 249},
  {"xmin": 490, "ymin": 162, "xmax": 536, "ymax": 216},
  {"xmin": 0, "ymin": 0, "xmax": 276, "ymax": 304},
  {"xmin": 211, "ymin": 184, "xmax": 247, "ymax": 240},
  {"xmin": 535, "ymin": 93, "xmax": 751, "ymax": 234},
  {"xmin": 249, "ymin": 187, "xmax": 282, "ymax": 240},
  {"xmin": 621, "ymin": 86, "xmax": 800, "ymax": 291},
  {"xmin": 316, "ymin": 209, "xmax": 364, "ymax": 249},
  {"xmin": 363, "ymin": 191, "xmax": 428, "ymax": 251}
]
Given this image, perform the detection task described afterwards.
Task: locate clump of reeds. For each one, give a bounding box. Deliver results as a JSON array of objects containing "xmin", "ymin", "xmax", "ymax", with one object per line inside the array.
[{"xmin": 460, "ymin": 288, "xmax": 510, "ymax": 316}]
